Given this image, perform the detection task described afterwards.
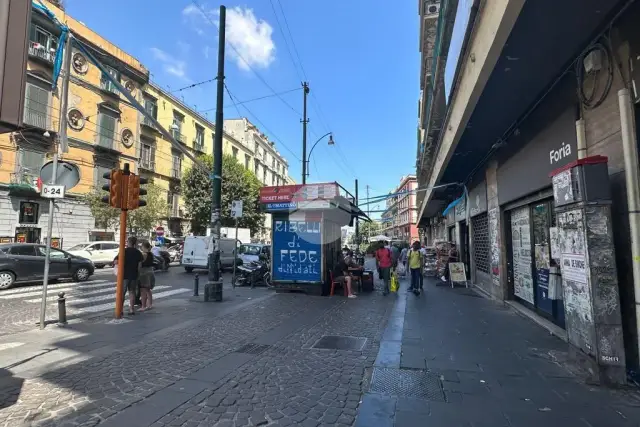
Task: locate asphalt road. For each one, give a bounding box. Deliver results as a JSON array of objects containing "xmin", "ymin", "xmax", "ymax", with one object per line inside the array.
[{"xmin": 0, "ymin": 264, "xmax": 238, "ymax": 337}]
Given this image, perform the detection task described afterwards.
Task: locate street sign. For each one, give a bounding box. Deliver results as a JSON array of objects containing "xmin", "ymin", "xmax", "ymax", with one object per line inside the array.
[
  {"xmin": 266, "ymin": 202, "xmax": 297, "ymax": 211},
  {"xmin": 41, "ymin": 184, "xmax": 65, "ymax": 199},
  {"xmin": 39, "ymin": 161, "xmax": 80, "ymax": 191},
  {"xmin": 231, "ymin": 200, "xmax": 243, "ymax": 218}
]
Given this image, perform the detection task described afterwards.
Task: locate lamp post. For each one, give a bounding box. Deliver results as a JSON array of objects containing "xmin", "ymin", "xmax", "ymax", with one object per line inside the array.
[{"xmin": 305, "ymin": 132, "xmax": 334, "ymax": 180}]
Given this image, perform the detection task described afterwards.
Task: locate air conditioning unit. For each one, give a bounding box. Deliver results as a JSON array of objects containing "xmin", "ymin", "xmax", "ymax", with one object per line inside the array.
[{"xmin": 425, "ymin": 2, "xmax": 440, "ymax": 17}]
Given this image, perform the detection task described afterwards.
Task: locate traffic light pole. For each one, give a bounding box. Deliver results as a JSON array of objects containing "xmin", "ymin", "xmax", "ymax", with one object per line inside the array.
[
  {"xmin": 205, "ymin": 5, "xmax": 226, "ymax": 302},
  {"xmin": 115, "ymin": 164, "xmax": 130, "ymax": 319}
]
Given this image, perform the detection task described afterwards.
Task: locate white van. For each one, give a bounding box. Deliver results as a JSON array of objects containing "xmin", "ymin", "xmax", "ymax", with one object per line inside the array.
[{"xmin": 181, "ymin": 236, "xmax": 239, "ymax": 272}]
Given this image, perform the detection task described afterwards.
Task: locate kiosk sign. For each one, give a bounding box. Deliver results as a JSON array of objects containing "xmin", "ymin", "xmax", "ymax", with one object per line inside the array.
[{"xmin": 272, "ymin": 220, "xmax": 322, "ymax": 282}]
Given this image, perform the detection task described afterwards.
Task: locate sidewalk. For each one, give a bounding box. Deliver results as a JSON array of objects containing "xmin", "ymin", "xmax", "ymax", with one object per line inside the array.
[{"xmin": 356, "ymin": 276, "xmax": 640, "ymax": 427}]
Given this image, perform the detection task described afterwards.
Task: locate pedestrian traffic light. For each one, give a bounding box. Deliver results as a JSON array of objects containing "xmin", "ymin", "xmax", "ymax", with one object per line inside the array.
[
  {"xmin": 127, "ymin": 174, "xmax": 148, "ymax": 210},
  {"xmin": 101, "ymin": 169, "xmax": 123, "ymax": 208}
]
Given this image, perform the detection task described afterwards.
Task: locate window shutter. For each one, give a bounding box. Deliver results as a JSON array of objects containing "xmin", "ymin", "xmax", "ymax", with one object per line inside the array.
[
  {"xmin": 23, "ymin": 83, "xmax": 33, "ymax": 124},
  {"xmin": 151, "ymin": 145, "xmax": 156, "ymax": 168},
  {"xmin": 152, "ymin": 103, "xmax": 158, "ymax": 120},
  {"xmin": 99, "ymin": 113, "xmax": 116, "ymax": 148}
]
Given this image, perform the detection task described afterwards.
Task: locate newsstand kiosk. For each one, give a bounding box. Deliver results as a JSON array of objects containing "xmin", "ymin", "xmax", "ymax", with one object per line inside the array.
[{"xmin": 260, "ymin": 182, "xmax": 368, "ymax": 295}]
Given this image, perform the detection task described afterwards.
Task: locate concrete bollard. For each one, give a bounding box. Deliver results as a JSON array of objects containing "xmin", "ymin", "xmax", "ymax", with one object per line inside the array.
[
  {"xmin": 57, "ymin": 292, "xmax": 67, "ymax": 325},
  {"xmin": 194, "ymin": 273, "xmax": 199, "ymax": 296}
]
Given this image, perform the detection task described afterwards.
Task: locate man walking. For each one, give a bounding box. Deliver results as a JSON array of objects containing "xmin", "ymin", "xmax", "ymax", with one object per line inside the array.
[
  {"xmin": 122, "ymin": 236, "xmax": 143, "ymax": 315},
  {"xmin": 408, "ymin": 241, "xmax": 424, "ymax": 296},
  {"xmin": 375, "ymin": 241, "xmax": 393, "ymax": 295}
]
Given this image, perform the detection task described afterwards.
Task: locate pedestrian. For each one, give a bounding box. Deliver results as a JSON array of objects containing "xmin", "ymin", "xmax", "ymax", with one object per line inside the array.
[
  {"xmin": 400, "ymin": 245, "xmax": 409, "ymax": 276},
  {"xmin": 375, "ymin": 241, "xmax": 393, "ymax": 295},
  {"xmin": 408, "ymin": 241, "xmax": 424, "ymax": 295},
  {"xmin": 139, "ymin": 241, "xmax": 155, "ymax": 311},
  {"xmin": 333, "ymin": 254, "xmax": 357, "ymax": 299},
  {"xmin": 121, "ymin": 236, "xmax": 143, "ymax": 315}
]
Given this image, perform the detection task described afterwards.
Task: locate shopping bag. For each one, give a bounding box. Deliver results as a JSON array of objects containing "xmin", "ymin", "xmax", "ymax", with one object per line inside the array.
[
  {"xmin": 112, "ymin": 263, "xmax": 118, "ymax": 277},
  {"xmin": 390, "ymin": 273, "xmax": 399, "ymax": 292},
  {"xmin": 396, "ymin": 263, "xmax": 406, "ymax": 276}
]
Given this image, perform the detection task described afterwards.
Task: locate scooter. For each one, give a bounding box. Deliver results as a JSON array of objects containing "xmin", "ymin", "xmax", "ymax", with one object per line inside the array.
[{"xmin": 235, "ymin": 256, "xmax": 271, "ymax": 288}]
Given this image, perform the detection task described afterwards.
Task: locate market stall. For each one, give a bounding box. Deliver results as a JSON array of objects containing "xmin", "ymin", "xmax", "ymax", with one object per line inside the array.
[{"xmin": 260, "ymin": 182, "xmax": 370, "ymax": 295}]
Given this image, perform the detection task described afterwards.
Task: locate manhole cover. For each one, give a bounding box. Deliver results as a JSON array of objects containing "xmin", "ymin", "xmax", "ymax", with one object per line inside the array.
[
  {"xmin": 311, "ymin": 335, "xmax": 367, "ymax": 351},
  {"xmin": 369, "ymin": 367, "xmax": 445, "ymax": 401},
  {"xmin": 235, "ymin": 343, "xmax": 270, "ymax": 355}
]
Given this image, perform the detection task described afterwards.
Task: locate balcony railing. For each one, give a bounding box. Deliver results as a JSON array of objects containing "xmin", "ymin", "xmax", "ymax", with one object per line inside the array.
[
  {"xmin": 172, "ymin": 168, "xmax": 182, "ymax": 179},
  {"xmin": 23, "ymin": 109, "xmax": 48, "ymax": 130},
  {"xmin": 193, "ymin": 139, "xmax": 204, "ymax": 152},
  {"xmin": 171, "ymin": 130, "xmax": 185, "ymax": 144},
  {"xmin": 140, "ymin": 159, "xmax": 155, "ymax": 171},
  {"xmin": 28, "ymin": 41, "xmax": 55, "ymax": 64},
  {"xmin": 142, "ymin": 116, "xmax": 156, "ymax": 129},
  {"xmin": 100, "ymin": 78, "xmax": 119, "ymax": 95}
]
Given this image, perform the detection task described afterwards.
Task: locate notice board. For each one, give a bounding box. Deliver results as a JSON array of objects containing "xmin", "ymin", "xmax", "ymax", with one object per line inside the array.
[{"xmin": 272, "ymin": 219, "xmax": 322, "ymax": 282}]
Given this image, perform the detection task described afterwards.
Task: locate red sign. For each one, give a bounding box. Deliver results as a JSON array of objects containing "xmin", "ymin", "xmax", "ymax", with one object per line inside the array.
[{"xmin": 259, "ymin": 183, "xmax": 339, "ymax": 203}]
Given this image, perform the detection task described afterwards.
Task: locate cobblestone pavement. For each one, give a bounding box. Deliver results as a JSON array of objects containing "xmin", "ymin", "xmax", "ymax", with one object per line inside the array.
[
  {"xmin": 0, "ymin": 290, "xmax": 331, "ymax": 427},
  {"xmin": 155, "ymin": 285, "xmax": 392, "ymax": 426},
  {"xmin": 0, "ymin": 268, "xmax": 226, "ymax": 337},
  {"xmin": 356, "ymin": 278, "xmax": 640, "ymax": 427}
]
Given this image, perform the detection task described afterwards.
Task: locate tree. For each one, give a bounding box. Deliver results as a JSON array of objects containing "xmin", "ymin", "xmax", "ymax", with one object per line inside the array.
[
  {"xmin": 83, "ymin": 191, "xmax": 119, "ymax": 231},
  {"xmin": 182, "ymin": 154, "xmax": 265, "ymax": 236},
  {"xmin": 128, "ymin": 183, "xmax": 168, "ymax": 236}
]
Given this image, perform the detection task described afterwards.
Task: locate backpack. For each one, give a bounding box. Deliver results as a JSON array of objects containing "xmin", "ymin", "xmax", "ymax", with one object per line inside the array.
[{"xmin": 377, "ymin": 247, "xmax": 393, "ymax": 268}]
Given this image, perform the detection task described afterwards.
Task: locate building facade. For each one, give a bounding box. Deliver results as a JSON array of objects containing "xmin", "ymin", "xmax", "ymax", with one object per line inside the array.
[
  {"xmin": 0, "ymin": 0, "xmax": 148, "ymax": 248},
  {"xmin": 381, "ymin": 175, "xmax": 418, "ymax": 242},
  {"xmin": 417, "ymin": 0, "xmax": 640, "ymax": 383},
  {"xmin": 224, "ymin": 118, "xmax": 291, "ymax": 243}
]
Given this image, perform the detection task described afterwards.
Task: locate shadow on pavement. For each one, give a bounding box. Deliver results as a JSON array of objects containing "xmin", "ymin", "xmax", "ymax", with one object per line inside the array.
[{"xmin": 0, "ymin": 368, "xmax": 23, "ymax": 411}]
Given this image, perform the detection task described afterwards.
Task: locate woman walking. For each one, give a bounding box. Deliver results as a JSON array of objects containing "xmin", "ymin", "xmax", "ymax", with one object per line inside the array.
[{"xmin": 139, "ymin": 241, "xmax": 155, "ymax": 311}]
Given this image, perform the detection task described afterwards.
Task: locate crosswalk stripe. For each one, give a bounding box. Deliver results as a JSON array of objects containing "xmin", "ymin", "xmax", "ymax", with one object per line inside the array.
[
  {"xmin": 23, "ymin": 285, "xmax": 170, "ymax": 304},
  {"xmin": 71, "ymin": 288, "xmax": 190, "ymax": 314},
  {"xmin": 65, "ymin": 286, "xmax": 171, "ymax": 307},
  {"xmin": 0, "ymin": 281, "xmax": 109, "ymax": 300}
]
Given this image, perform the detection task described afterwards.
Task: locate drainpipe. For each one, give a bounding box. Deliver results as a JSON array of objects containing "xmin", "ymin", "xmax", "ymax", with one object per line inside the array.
[
  {"xmin": 618, "ymin": 87, "xmax": 640, "ymax": 362},
  {"xmin": 576, "ymin": 118, "xmax": 587, "ymax": 160}
]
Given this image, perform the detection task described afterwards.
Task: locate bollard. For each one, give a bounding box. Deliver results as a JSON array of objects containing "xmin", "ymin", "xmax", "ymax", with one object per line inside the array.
[
  {"xmin": 194, "ymin": 273, "xmax": 199, "ymax": 296},
  {"xmin": 57, "ymin": 292, "xmax": 67, "ymax": 325}
]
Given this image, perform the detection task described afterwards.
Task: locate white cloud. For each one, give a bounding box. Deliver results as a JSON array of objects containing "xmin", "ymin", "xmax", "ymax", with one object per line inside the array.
[
  {"xmin": 150, "ymin": 47, "xmax": 189, "ymax": 81},
  {"xmin": 203, "ymin": 46, "xmax": 210, "ymax": 59},
  {"xmin": 181, "ymin": 4, "xmax": 276, "ymax": 71}
]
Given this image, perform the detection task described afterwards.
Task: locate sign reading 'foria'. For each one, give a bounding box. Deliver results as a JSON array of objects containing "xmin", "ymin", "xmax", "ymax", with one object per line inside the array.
[{"xmin": 549, "ymin": 142, "xmax": 572, "ymax": 165}]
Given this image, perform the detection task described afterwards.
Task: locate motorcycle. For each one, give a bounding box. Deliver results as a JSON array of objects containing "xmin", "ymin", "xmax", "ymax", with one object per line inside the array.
[
  {"xmin": 167, "ymin": 245, "xmax": 182, "ymax": 263},
  {"xmin": 235, "ymin": 255, "xmax": 271, "ymax": 288}
]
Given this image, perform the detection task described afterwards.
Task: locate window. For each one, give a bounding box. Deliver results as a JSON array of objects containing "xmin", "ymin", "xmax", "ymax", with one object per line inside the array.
[
  {"xmin": 19, "ymin": 149, "xmax": 45, "ymax": 180},
  {"xmin": 472, "ymin": 212, "xmax": 490, "ymax": 274},
  {"xmin": 232, "ymin": 147, "xmax": 238, "ymax": 159},
  {"xmin": 100, "ymin": 65, "xmax": 119, "ymax": 94},
  {"xmin": 254, "ymin": 142, "xmax": 259, "ymax": 153},
  {"xmin": 172, "ymin": 155, "xmax": 182, "ymax": 179},
  {"xmin": 141, "ymin": 143, "xmax": 155, "ymax": 170},
  {"xmin": 23, "ymin": 82, "xmax": 49, "ymax": 129},
  {"xmin": 37, "ymin": 246, "xmax": 66, "ymax": 259},
  {"xmin": 271, "ymin": 172, "xmax": 275, "ymax": 186},
  {"xmin": 29, "ymin": 25, "xmax": 57, "ymax": 63},
  {"xmin": 272, "ymin": 158, "xmax": 275, "ymax": 169},
  {"xmin": 263, "ymin": 169, "xmax": 267, "ymax": 184},
  {"xmin": 167, "ymin": 192, "xmax": 179, "ymax": 217},
  {"xmin": 245, "ymin": 154, "xmax": 250, "ymax": 169},
  {"xmin": 19, "ymin": 202, "xmax": 39, "ymax": 224},
  {"xmin": 97, "ymin": 109, "xmax": 118, "ymax": 148},
  {"xmin": 10, "ymin": 245, "xmax": 36, "ymax": 256},
  {"xmin": 195, "ymin": 125, "xmax": 205, "ymax": 150},
  {"xmin": 143, "ymin": 97, "xmax": 157, "ymax": 127},
  {"xmin": 255, "ymin": 162, "xmax": 259, "ymax": 176},
  {"xmin": 171, "ymin": 112, "xmax": 183, "ymax": 142},
  {"xmin": 96, "ymin": 165, "xmax": 112, "ymax": 189}
]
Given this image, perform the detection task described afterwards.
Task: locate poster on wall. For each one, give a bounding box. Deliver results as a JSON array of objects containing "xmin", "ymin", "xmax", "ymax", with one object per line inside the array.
[
  {"xmin": 449, "ymin": 262, "xmax": 467, "ymax": 283},
  {"xmin": 272, "ymin": 220, "xmax": 322, "ymax": 283},
  {"xmin": 549, "ymin": 227, "xmax": 560, "ymax": 261},
  {"xmin": 488, "ymin": 208, "xmax": 500, "ymax": 286},
  {"xmin": 511, "ymin": 206, "xmax": 534, "ymax": 304}
]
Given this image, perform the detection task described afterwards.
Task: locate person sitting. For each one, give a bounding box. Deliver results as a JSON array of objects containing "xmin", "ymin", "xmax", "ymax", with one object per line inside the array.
[{"xmin": 333, "ymin": 255, "xmax": 357, "ymax": 299}]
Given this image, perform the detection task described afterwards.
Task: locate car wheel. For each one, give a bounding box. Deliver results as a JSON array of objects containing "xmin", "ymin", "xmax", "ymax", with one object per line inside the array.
[
  {"xmin": 73, "ymin": 267, "xmax": 91, "ymax": 282},
  {"xmin": 95, "ymin": 264, "xmax": 105, "ymax": 269},
  {"xmin": 0, "ymin": 271, "xmax": 15, "ymax": 290},
  {"xmin": 185, "ymin": 267, "xmax": 194, "ymax": 273}
]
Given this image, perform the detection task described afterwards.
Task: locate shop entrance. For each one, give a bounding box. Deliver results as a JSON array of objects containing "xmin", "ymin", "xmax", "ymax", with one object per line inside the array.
[
  {"xmin": 15, "ymin": 227, "xmax": 41, "ymax": 244},
  {"xmin": 506, "ymin": 199, "xmax": 565, "ymax": 327},
  {"xmin": 459, "ymin": 220, "xmax": 471, "ymax": 279}
]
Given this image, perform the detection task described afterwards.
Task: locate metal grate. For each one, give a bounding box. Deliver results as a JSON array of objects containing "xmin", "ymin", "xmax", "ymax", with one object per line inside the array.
[
  {"xmin": 472, "ymin": 213, "xmax": 490, "ymax": 274},
  {"xmin": 369, "ymin": 368, "xmax": 445, "ymax": 401},
  {"xmin": 311, "ymin": 335, "xmax": 367, "ymax": 351},
  {"xmin": 234, "ymin": 343, "xmax": 270, "ymax": 355}
]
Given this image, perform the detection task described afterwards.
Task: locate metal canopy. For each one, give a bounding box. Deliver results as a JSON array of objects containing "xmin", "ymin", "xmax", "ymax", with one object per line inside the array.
[{"xmin": 439, "ymin": 0, "xmax": 627, "ymax": 185}]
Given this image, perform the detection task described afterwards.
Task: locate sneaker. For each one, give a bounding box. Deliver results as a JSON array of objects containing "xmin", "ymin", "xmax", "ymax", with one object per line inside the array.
[{"xmin": 348, "ymin": 294, "xmax": 357, "ymax": 299}]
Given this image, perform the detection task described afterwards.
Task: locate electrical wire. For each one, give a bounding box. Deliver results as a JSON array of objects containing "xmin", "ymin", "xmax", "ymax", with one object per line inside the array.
[
  {"xmin": 201, "ymin": 88, "xmax": 302, "ymax": 113},
  {"xmin": 171, "ymin": 77, "xmax": 217, "ymax": 93},
  {"xmin": 269, "ymin": 0, "xmax": 304, "ymax": 82},
  {"xmin": 576, "ymin": 41, "xmax": 613, "ymax": 110}
]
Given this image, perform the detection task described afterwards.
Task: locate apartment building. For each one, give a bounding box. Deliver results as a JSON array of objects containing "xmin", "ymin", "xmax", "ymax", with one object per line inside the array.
[
  {"xmin": 224, "ymin": 118, "xmax": 291, "ymax": 243},
  {"xmin": 381, "ymin": 175, "xmax": 418, "ymax": 242},
  {"xmin": 0, "ymin": 0, "xmax": 149, "ymax": 248}
]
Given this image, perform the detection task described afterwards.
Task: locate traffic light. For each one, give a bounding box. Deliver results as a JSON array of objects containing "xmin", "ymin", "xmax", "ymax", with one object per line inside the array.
[
  {"xmin": 101, "ymin": 169, "xmax": 123, "ymax": 208},
  {"xmin": 127, "ymin": 174, "xmax": 148, "ymax": 210}
]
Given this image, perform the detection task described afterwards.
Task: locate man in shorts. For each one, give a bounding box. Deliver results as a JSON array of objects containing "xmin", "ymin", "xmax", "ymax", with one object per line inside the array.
[
  {"xmin": 122, "ymin": 236, "xmax": 143, "ymax": 315},
  {"xmin": 375, "ymin": 241, "xmax": 393, "ymax": 295},
  {"xmin": 333, "ymin": 255, "xmax": 356, "ymax": 298}
]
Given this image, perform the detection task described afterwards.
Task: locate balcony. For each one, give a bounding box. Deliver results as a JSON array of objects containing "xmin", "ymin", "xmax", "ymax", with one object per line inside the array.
[
  {"xmin": 9, "ymin": 170, "xmax": 39, "ymax": 195},
  {"xmin": 193, "ymin": 139, "xmax": 204, "ymax": 152},
  {"xmin": 28, "ymin": 41, "xmax": 55, "ymax": 64},
  {"xmin": 171, "ymin": 168, "xmax": 182, "ymax": 180},
  {"xmin": 140, "ymin": 159, "xmax": 155, "ymax": 171},
  {"xmin": 142, "ymin": 116, "xmax": 156, "ymax": 130},
  {"xmin": 100, "ymin": 78, "xmax": 119, "ymax": 95},
  {"xmin": 171, "ymin": 130, "xmax": 185, "ymax": 144},
  {"xmin": 23, "ymin": 109, "xmax": 48, "ymax": 130}
]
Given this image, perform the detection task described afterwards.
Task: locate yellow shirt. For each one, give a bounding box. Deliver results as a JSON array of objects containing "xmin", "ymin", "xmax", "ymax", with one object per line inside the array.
[{"xmin": 408, "ymin": 250, "xmax": 422, "ymax": 269}]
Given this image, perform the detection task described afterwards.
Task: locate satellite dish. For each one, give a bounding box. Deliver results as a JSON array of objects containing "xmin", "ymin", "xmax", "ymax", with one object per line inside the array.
[{"xmin": 39, "ymin": 161, "xmax": 81, "ymax": 191}]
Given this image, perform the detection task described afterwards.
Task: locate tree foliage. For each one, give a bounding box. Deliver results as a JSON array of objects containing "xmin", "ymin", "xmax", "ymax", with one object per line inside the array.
[
  {"xmin": 182, "ymin": 154, "xmax": 265, "ymax": 236},
  {"xmin": 83, "ymin": 183, "xmax": 167, "ymax": 236}
]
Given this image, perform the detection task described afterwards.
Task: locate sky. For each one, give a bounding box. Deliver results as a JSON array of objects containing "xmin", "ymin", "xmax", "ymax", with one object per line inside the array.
[{"xmin": 63, "ymin": 0, "xmax": 420, "ymax": 216}]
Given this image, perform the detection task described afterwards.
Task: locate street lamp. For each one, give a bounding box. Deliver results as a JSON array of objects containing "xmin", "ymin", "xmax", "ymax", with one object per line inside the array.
[{"xmin": 305, "ymin": 132, "xmax": 334, "ymax": 181}]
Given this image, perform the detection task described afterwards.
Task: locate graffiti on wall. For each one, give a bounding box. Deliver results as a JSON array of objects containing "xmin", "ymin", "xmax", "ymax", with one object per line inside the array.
[{"xmin": 488, "ymin": 208, "xmax": 500, "ymax": 286}]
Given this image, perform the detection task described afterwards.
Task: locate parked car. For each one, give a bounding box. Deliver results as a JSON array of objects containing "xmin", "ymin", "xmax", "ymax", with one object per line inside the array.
[
  {"xmin": 66, "ymin": 241, "xmax": 119, "ymax": 268},
  {"xmin": 239, "ymin": 244, "xmax": 270, "ymax": 265},
  {"xmin": 181, "ymin": 236, "xmax": 242, "ymax": 273},
  {"xmin": 0, "ymin": 243, "xmax": 95, "ymax": 289}
]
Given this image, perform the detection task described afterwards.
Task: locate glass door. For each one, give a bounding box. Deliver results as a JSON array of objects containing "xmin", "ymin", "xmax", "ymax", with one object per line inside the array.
[
  {"xmin": 532, "ymin": 202, "xmax": 553, "ymax": 316},
  {"xmin": 510, "ymin": 206, "xmax": 534, "ymax": 306}
]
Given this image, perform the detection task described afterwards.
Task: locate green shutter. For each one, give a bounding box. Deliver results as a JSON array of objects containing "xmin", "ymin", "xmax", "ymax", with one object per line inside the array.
[{"xmin": 99, "ymin": 113, "xmax": 116, "ymax": 148}]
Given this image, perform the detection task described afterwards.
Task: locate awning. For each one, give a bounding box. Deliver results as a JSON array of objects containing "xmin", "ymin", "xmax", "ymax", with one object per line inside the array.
[{"xmin": 442, "ymin": 195, "xmax": 464, "ymax": 217}]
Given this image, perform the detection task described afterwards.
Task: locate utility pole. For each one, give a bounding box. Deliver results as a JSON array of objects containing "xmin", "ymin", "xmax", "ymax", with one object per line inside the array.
[
  {"xmin": 39, "ymin": 34, "xmax": 71, "ymax": 330},
  {"xmin": 301, "ymin": 82, "xmax": 309, "ymax": 185},
  {"xmin": 355, "ymin": 179, "xmax": 359, "ymax": 247},
  {"xmin": 205, "ymin": 4, "xmax": 226, "ymax": 302},
  {"xmin": 366, "ymin": 185, "xmax": 370, "ymax": 243}
]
